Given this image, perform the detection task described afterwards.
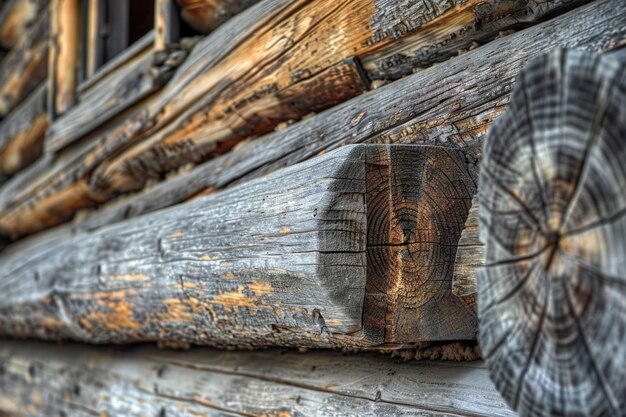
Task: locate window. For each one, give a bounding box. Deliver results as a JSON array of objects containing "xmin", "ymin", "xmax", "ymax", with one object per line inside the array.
[
  {"xmin": 81, "ymin": 0, "xmax": 156, "ymax": 81},
  {"xmin": 48, "ymin": 0, "xmax": 203, "ymax": 122}
]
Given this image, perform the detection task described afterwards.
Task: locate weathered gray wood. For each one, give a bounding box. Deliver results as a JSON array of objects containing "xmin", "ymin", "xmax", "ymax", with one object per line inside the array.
[
  {"xmin": 0, "ymin": 0, "xmax": 589, "ymax": 240},
  {"xmin": 86, "ymin": 0, "xmax": 587, "ymax": 203},
  {"xmin": 0, "ymin": 341, "xmax": 516, "ymax": 417},
  {"xmin": 72, "ymin": 0, "xmax": 625, "ymax": 236},
  {"xmin": 478, "ymin": 50, "xmax": 626, "ymax": 416},
  {"xmin": 0, "ymin": 144, "xmax": 478, "ymax": 348},
  {"xmin": 452, "ymin": 195, "xmax": 481, "ymax": 301},
  {"xmin": 0, "ymin": 84, "xmax": 47, "ymax": 176}
]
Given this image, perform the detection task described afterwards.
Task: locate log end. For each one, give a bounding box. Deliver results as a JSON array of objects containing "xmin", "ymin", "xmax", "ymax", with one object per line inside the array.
[{"xmin": 478, "ymin": 49, "xmax": 626, "ymax": 416}]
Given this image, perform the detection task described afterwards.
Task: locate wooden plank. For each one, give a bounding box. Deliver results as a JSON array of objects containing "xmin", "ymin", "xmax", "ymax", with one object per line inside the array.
[
  {"xmin": 359, "ymin": 0, "xmax": 588, "ymax": 81},
  {"xmin": 48, "ymin": 0, "xmax": 79, "ymax": 118},
  {"xmin": 0, "ymin": 0, "xmax": 44, "ymax": 49},
  {"xmin": 48, "ymin": 0, "xmax": 267, "ymax": 151},
  {"xmin": 24, "ymin": 55, "xmax": 368, "ymax": 237},
  {"xmin": 0, "ymin": 0, "xmax": 590, "ymax": 241},
  {"xmin": 0, "ymin": 133, "xmax": 99, "ymax": 215},
  {"xmin": 0, "ymin": 144, "xmax": 478, "ymax": 347},
  {"xmin": 0, "ymin": 84, "xmax": 47, "ymax": 176},
  {"xmin": 0, "ymin": 341, "xmax": 515, "ymax": 417},
  {"xmin": 72, "ymin": 0, "xmax": 625, "ymax": 238},
  {"xmin": 0, "ymin": 8, "xmax": 47, "ymax": 118},
  {"xmin": 82, "ymin": 0, "xmax": 103, "ymax": 82}
]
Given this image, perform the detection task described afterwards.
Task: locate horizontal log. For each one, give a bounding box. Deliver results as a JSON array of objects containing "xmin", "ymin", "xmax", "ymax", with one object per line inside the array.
[
  {"xmin": 0, "ymin": 127, "xmax": 103, "ymax": 225},
  {"xmin": 0, "ymin": 144, "xmax": 478, "ymax": 348},
  {"xmin": 0, "ymin": 0, "xmax": 44, "ymax": 49},
  {"xmin": 0, "ymin": 8, "xmax": 47, "ymax": 118},
  {"xmin": 71, "ymin": 0, "xmax": 625, "ymax": 237},
  {"xmin": 0, "ymin": 84, "xmax": 47, "ymax": 176},
  {"xmin": 0, "ymin": 0, "xmax": 587, "ymax": 240},
  {"xmin": 0, "ymin": 341, "xmax": 515, "ymax": 416}
]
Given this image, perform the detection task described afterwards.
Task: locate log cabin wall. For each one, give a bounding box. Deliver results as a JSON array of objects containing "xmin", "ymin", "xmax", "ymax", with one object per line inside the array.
[
  {"xmin": 0, "ymin": 0, "xmax": 623, "ymax": 358},
  {"xmin": 0, "ymin": 1, "xmax": 624, "ymax": 416}
]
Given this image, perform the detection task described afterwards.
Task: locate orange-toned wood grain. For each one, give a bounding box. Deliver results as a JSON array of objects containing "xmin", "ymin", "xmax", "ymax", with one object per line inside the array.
[
  {"xmin": 0, "ymin": 0, "xmax": 42, "ymax": 48},
  {"xmin": 49, "ymin": 0, "xmax": 80, "ymax": 117},
  {"xmin": 0, "ymin": 0, "xmax": 589, "ymax": 239}
]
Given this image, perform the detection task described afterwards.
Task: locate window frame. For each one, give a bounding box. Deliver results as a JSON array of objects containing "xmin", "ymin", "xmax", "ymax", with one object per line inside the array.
[{"xmin": 48, "ymin": 0, "xmax": 180, "ymax": 120}]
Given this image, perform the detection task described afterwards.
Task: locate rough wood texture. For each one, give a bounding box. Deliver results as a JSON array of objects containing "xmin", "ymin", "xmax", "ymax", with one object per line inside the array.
[
  {"xmin": 0, "ymin": 0, "xmax": 587, "ymax": 241},
  {"xmin": 0, "ymin": 84, "xmax": 47, "ymax": 176},
  {"xmin": 360, "ymin": 0, "xmax": 587, "ymax": 81},
  {"xmin": 363, "ymin": 145, "xmax": 479, "ymax": 343},
  {"xmin": 0, "ymin": 8, "xmax": 47, "ymax": 118},
  {"xmin": 0, "ymin": 0, "xmax": 44, "ymax": 49},
  {"xmin": 69, "ymin": 0, "xmax": 625, "ymax": 239},
  {"xmin": 0, "ymin": 144, "xmax": 478, "ymax": 348},
  {"xmin": 178, "ymin": 0, "xmax": 262, "ymax": 33},
  {"xmin": 478, "ymin": 50, "xmax": 626, "ymax": 417},
  {"xmin": 452, "ymin": 195, "xmax": 481, "ymax": 301},
  {"xmin": 0, "ymin": 341, "xmax": 516, "ymax": 417}
]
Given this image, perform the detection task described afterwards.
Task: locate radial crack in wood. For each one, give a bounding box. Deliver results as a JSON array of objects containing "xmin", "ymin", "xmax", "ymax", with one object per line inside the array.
[{"xmin": 478, "ymin": 49, "xmax": 626, "ymax": 417}]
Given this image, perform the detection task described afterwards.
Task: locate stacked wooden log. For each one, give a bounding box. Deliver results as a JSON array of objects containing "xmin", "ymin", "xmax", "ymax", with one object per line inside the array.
[
  {"xmin": 478, "ymin": 49, "xmax": 626, "ymax": 417},
  {"xmin": 0, "ymin": 0, "xmax": 624, "ymax": 415}
]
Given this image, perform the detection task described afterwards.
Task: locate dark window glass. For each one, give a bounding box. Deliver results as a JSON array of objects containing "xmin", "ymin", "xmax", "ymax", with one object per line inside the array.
[{"xmin": 81, "ymin": 0, "xmax": 155, "ymax": 79}]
